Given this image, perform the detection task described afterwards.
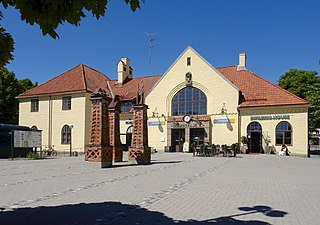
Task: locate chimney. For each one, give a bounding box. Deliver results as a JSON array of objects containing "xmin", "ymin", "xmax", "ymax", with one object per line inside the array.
[
  {"xmin": 237, "ymin": 52, "xmax": 247, "ymax": 71},
  {"xmin": 117, "ymin": 58, "xmax": 133, "ymax": 86}
]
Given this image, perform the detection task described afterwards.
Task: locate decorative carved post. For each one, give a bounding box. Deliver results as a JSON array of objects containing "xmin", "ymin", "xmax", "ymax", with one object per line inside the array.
[
  {"xmin": 109, "ymin": 96, "xmax": 123, "ymax": 162},
  {"xmin": 128, "ymin": 82, "xmax": 151, "ymax": 164},
  {"xmin": 85, "ymin": 88, "xmax": 113, "ymax": 168}
]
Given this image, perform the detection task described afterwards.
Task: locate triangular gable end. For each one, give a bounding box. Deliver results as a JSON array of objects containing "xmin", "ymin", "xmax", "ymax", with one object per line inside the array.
[{"xmin": 146, "ymin": 46, "xmax": 239, "ymax": 97}]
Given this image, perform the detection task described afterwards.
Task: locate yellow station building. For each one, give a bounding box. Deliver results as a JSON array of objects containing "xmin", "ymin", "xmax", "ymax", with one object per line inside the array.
[{"xmin": 18, "ymin": 47, "xmax": 309, "ymax": 157}]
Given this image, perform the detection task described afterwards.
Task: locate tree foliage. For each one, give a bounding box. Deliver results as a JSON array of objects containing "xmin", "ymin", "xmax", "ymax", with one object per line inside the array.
[
  {"xmin": 0, "ymin": 12, "xmax": 14, "ymax": 66},
  {"xmin": 0, "ymin": 0, "xmax": 144, "ymax": 66},
  {"xmin": 0, "ymin": 67, "xmax": 36, "ymax": 124},
  {"xmin": 278, "ymin": 69, "xmax": 320, "ymax": 128}
]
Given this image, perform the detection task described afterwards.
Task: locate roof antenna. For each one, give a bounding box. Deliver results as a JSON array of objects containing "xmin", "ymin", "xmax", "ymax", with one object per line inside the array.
[{"xmin": 146, "ymin": 32, "xmax": 156, "ymax": 64}]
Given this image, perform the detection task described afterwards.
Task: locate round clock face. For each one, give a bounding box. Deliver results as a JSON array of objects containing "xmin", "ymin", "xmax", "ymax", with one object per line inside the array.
[{"xmin": 183, "ymin": 115, "xmax": 191, "ymax": 123}]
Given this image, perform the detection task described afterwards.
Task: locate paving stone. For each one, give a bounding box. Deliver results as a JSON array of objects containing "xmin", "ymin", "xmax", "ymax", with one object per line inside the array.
[{"xmin": 0, "ymin": 153, "xmax": 319, "ymax": 225}]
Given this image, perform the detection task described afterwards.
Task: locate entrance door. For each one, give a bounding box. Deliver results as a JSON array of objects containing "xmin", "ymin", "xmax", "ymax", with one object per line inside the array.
[
  {"xmin": 250, "ymin": 132, "xmax": 261, "ymax": 153},
  {"xmin": 171, "ymin": 129, "xmax": 185, "ymax": 152},
  {"xmin": 247, "ymin": 122, "xmax": 262, "ymax": 154},
  {"xmin": 190, "ymin": 128, "xmax": 205, "ymax": 146},
  {"xmin": 124, "ymin": 126, "xmax": 133, "ymax": 151}
]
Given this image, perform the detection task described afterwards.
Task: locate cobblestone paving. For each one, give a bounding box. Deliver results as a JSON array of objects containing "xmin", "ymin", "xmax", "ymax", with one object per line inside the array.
[{"xmin": 0, "ymin": 153, "xmax": 319, "ymax": 225}]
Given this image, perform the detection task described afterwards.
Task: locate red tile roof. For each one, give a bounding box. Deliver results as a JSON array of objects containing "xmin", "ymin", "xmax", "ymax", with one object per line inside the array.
[
  {"xmin": 18, "ymin": 63, "xmax": 309, "ymax": 110},
  {"xmin": 217, "ymin": 66, "xmax": 309, "ymax": 108},
  {"xmin": 109, "ymin": 75, "xmax": 162, "ymax": 100},
  {"xmin": 17, "ymin": 64, "xmax": 110, "ymax": 98}
]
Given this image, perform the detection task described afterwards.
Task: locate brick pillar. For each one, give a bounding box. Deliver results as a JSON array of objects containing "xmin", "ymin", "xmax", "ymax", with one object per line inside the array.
[
  {"xmin": 128, "ymin": 104, "xmax": 151, "ymax": 164},
  {"xmin": 85, "ymin": 89, "xmax": 113, "ymax": 168},
  {"xmin": 109, "ymin": 106, "xmax": 123, "ymax": 162}
]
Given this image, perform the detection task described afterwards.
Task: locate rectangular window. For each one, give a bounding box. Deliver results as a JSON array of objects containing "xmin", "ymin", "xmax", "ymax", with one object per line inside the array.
[
  {"xmin": 31, "ymin": 99, "xmax": 39, "ymax": 112},
  {"xmin": 62, "ymin": 96, "xmax": 71, "ymax": 110},
  {"xmin": 187, "ymin": 57, "xmax": 191, "ymax": 66},
  {"xmin": 121, "ymin": 101, "xmax": 133, "ymax": 113}
]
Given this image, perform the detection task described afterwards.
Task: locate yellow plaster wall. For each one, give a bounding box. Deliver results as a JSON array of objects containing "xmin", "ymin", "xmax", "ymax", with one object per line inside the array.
[
  {"xmin": 19, "ymin": 93, "xmax": 90, "ymax": 154},
  {"xmin": 19, "ymin": 97, "xmax": 50, "ymax": 147},
  {"xmin": 146, "ymin": 47, "xmax": 239, "ymax": 151},
  {"xmin": 240, "ymin": 107, "xmax": 308, "ymax": 157}
]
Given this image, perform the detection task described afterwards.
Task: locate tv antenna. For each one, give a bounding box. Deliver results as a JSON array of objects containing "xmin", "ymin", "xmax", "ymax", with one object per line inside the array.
[{"xmin": 146, "ymin": 32, "xmax": 156, "ymax": 64}]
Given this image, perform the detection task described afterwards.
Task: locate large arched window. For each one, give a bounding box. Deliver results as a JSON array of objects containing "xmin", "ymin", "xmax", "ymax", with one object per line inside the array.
[
  {"xmin": 171, "ymin": 87, "xmax": 207, "ymax": 116},
  {"xmin": 276, "ymin": 121, "xmax": 292, "ymax": 145},
  {"xmin": 61, "ymin": 125, "xmax": 71, "ymax": 144}
]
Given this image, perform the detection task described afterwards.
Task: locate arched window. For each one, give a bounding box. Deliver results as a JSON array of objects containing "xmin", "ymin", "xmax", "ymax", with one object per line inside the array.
[
  {"xmin": 276, "ymin": 121, "xmax": 292, "ymax": 145},
  {"xmin": 247, "ymin": 122, "xmax": 262, "ymax": 133},
  {"xmin": 171, "ymin": 87, "xmax": 207, "ymax": 116},
  {"xmin": 61, "ymin": 125, "xmax": 71, "ymax": 144}
]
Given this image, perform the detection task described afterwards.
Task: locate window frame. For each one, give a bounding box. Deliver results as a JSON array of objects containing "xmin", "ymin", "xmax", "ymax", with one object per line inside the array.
[
  {"xmin": 62, "ymin": 96, "xmax": 72, "ymax": 110},
  {"xmin": 121, "ymin": 101, "xmax": 133, "ymax": 113},
  {"xmin": 171, "ymin": 87, "xmax": 207, "ymax": 116},
  {"xmin": 275, "ymin": 121, "xmax": 292, "ymax": 146},
  {"xmin": 187, "ymin": 57, "xmax": 191, "ymax": 66},
  {"xmin": 61, "ymin": 125, "xmax": 71, "ymax": 144},
  {"xmin": 31, "ymin": 99, "xmax": 39, "ymax": 112}
]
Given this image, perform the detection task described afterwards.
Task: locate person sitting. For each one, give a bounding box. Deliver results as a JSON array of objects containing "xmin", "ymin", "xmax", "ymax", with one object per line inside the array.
[{"xmin": 280, "ymin": 144, "xmax": 290, "ymax": 156}]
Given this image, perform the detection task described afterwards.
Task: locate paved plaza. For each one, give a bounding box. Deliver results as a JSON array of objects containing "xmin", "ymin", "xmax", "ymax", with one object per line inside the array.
[{"xmin": 0, "ymin": 153, "xmax": 320, "ymax": 225}]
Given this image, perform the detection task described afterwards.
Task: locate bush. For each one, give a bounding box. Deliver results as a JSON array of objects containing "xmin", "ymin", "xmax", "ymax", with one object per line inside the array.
[{"xmin": 26, "ymin": 152, "xmax": 42, "ymax": 160}]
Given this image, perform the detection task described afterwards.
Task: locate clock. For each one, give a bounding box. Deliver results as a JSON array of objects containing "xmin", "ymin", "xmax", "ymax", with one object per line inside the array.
[{"xmin": 183, "ymin": 115, "xmax": 191, "ymax": 123}]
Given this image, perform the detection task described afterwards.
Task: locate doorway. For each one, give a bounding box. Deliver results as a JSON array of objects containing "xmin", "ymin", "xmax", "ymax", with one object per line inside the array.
[
  {"xmin": 190, "ymin": 128, "xmax": 205, "ymax": 146},
  {"xmin": 247, "ymin": 122, "xmax": 262, "ymax": 153},
  {"xmin": 250, "ymin": 132, "xmax": 262, "ymax": 153},
  {"xmin": 124, "ymin": 126, "xmax": 133, "ymax": 151},
  {"xmin": 171, "ymin": 129, "xmax": 185, "ymax": 152}
]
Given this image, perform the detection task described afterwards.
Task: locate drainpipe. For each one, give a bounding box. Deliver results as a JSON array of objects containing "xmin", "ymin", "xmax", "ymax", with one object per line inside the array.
[
  {"xmin": 48, "ymin": 96, "xmax": 52, "ymax": 148},
  {"xmin": 238, "ymin": 107, "xmax": 241, "ymax": 153}
]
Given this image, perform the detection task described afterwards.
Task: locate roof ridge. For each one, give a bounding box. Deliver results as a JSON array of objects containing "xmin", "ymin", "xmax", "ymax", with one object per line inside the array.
[
  {"xmin": 245, "ymin": 69, "xmax": 309, "ymax": 104},
  {"xmin": 216, "ymin": 65, "xmax": 237, "ymax": 69},
  {"xmin": 80, "ymin": 64, "xmax": 87, "ymax": 90},
  {"xmin": 109, "ymin": 74, "xmax": 162, "ymax": 81},
  {"xmin": 81, "ymin": 64, "xmax": 110, "ymax": 80}
]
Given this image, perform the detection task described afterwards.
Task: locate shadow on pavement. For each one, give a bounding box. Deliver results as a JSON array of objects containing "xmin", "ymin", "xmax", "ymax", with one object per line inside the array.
[
  {"xmin": 0, "ymin": 202, "xmax": 287, "ymax": 225},
  {"xmin": 110, "ymin": 160, "xmax": 182, "ymax": 168}
]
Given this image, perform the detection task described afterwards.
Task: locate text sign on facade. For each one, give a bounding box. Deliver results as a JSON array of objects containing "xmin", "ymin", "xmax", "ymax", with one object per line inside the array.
[
  {"xmin": 125, "ymin": 121, "xmax": 133, "ymax": 125},
  {"xmin": 13, "ymin": 130, "xmax": 42, "ymax": 148},
  {"xmin": 214, "ymin": 118, "xmax": 235, "ymax": 124},
  {"xmin": 250, "ymin": 115, "xmax": 290, "ymax": 121},
  {"xmin": 171, "ymin": 121, "xmax": 206, "ymax": 128},
  {"xmin": 148, "ymin": 121, "xmax": 166, "ymax": 126}
]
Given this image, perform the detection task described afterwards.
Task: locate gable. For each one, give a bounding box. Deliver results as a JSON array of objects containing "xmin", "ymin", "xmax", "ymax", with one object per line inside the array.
[{"xmin": 147, "ymin": 46, "xmax": 239, "ymax": 99}]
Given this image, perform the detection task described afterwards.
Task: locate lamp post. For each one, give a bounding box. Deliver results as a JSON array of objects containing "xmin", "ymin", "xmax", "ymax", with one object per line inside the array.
[{"xmin": 69, "ymin": 125, "xmax": 73, "ymax": 156}]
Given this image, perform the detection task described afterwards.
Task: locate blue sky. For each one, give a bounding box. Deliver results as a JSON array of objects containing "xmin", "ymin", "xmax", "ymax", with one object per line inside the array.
[{"xmin": 1, "ymin": 0, "xmax": 320, "ymax": 84}]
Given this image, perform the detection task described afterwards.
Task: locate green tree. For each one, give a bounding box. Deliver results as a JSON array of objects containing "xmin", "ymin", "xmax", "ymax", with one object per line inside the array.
[
  {"xmin": 0, "ymin": 67, "xmax": 36, "ymax": 124},
  {"xmin": 0, "ymin": 0, "xmax": 144, "ymax": 66},
  {"xmin": 18, "ymin": 78, "xmax": 37, "ymax": 93},
  {"xmin": 278, "ymin": 69, "xmax": 320, "ymax": 128}
]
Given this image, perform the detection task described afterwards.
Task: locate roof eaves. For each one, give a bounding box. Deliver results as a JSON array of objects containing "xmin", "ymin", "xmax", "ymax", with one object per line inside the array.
[
  {"xmin": 238, "ymin": 103, "xmax": 310, "ymax": 110},
  {"xmin": 16, "ymin": 90, "xmax": 89, "ymax": 99}
]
